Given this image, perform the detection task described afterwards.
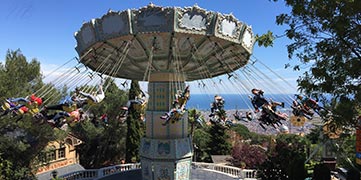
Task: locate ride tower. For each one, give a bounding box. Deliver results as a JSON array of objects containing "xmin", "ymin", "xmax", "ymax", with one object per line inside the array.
[{"xmin": 74, "ymin": 3, "xmax": 255, "ymax": 180}]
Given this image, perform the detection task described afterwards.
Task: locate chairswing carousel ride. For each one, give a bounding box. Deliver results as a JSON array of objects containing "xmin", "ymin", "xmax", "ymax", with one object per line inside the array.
[
  {"xmin": 73, "ymin": 3, "xmax": 256, "ymax": 130},
  {"xmin": 74, "ymin": 3, "xmax": 332, "ymax": 130},
  {"xmin": 0, "ymin": 3, "xmax": 336, "ymax": 137},
  {"xmin": 0, "ymin": 3, "xmax": 342, "ymax": 179},
  {"xmin": 0, "ymin": 3, "xmax": 341, "ymax": 141},
  {"xmin": 72, "ymin": 4, "xmax": 338, "ymax": 179}
]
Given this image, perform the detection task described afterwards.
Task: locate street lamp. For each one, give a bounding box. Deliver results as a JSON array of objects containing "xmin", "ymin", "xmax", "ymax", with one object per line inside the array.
[{"xmin": 51, "ymin": 170, "xmax": 58, "ymax": 179}]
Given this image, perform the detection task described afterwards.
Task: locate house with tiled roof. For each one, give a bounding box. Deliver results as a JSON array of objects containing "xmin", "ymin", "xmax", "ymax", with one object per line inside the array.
[{"xmin": 36, "ymin": 134, "xmax": 84, "ymax": 180}]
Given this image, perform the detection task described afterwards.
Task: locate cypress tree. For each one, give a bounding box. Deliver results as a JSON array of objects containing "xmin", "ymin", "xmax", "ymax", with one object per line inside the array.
[{"xmin": 125, "ymin": 80, "xmax": 145, "ymax": 163}]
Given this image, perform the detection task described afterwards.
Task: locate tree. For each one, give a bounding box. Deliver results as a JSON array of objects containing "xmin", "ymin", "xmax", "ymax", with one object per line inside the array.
[
  {"xmin": 333, "ymin": 133, "xmax": 359, "ymax": 170},
  {"xmin": 231, "ymin": 143, "xmax": 267, "ymax": 169},
  {"xmin": 272, "ymin": 0, "xmax": 361, "ymax": 126},
  {"xmin": 257, "ymin": 134, "xmax": 308, "ymax": 180},
  {"xmin": 0, "ymin": 49, "xmax": 42, "ymax": 98},
  {"xmin": 70, "ymin": 121, "xmax": 105, "ymax": 168},
  {"xmin": 125, "ymin": 80, "xmax": 145, "ymax": 163},
  {"xmin": 0, "ymin": 115, "xmax": 59, "ymax": 179},
  {"xmin": 0, "ymin": 50, "xmax": 62, "ymax": 179},
  {"xmin": 306, "ymin": 126, "xmax": 322, "ymax": 144},
  {"xmin": 193, "ymin": 127, "xmax": 212, "ymax": 162},
  {"xmin": 230, "ymin": 124, "xmax": 251, "ymax": 140},
  {"xmin": 0, "ymin": 49, "xmax": 63, "ymax": 104},
  {"xmin": 188, "ymin": 108, "xmax": 204, "ymax": 138},
  {"xmin": 206, "ymin": 122, "xmax": 231, "ymax": 156},
  {"xmin": 71, "ymin": 79, "xmax": 128, "ymax": 168},
  {"xmin": 188, "ymin": 108, "xmax": 207, "ymax": 162},
  {"xmin": 0, "ymin": 154, "xmax": 35, "ymax": 180}
]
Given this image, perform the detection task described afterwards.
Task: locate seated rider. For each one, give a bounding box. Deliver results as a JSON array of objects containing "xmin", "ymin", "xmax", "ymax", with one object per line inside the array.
[
  {"xmin": 257, "ymin": 103, "xmax": 285, "ymax": 130},
  {"xmin": 45, "ymin": 111, "xmax": 71, "ymax": 128},
  {"xmin": 101, "ymin": 114, "xmax": 109, "ymax": 126},
  {"xmin": 209, "ymin": 95, "xmax": 228, "ymax": 124},
  {"xmin": 292, "ymin": 94, "xmax": 320, "ymax": 118},
  {"xmin": 296, "ymin": 94, "xmax": 320, "ymax": 110},
  {"xmin": 209, "ymin": 95, "xmax": 225, "ymax": 117},
  {"xmin": 125, "ymin": 91, "xmax": 148, "ymax": 110},
  {"xmin": 269, "ymin": 99, "xmax": 285, "ymax": 112},
  {"xmin": 119, "ymin": 90, "xmax": 149, "ymax": 118},
  {"xmin": 67, "ymin": 108, "xmax": 86, "ymax": 124},
  {"xmin": 191, "ymin": 111, "xmax": 204, "ymax": 126},
  {"xmin": 41, "ymin": 94, "xmax": 79, "ymax": 114},
  {"xmin": 74, "ymin": 81, "xmax": 105, "ymax": 106},
  {"xmin": 2, "ymin": 94, "xmax": 42, "ymax": 116},
  {"xmin": 161, "ymin": 100, "xmax": 184, "ymax": 125},
  {"xmin": 45, "ymin": 108, "xmax": 85, "ymax": 128},
  {"xmin": 258, "ymin": 107, "xmax": 278, "ymax": 129},
  {"xmin": 176, "ymin": 85, "xmax": 190, "ymax": 108},
  {"xmin": 260, "ymin": 102, "xmax": 288, "ymax": 124},
  {"xmin": 233, "ymin": 110, "xmax": 253, "ymax": 122},
  {"xmin": 1, "ymin": 98, "xmax": 18, "ymax": 116},
  {"xmin": 250, "ymin": 88, "xmax": 268, "ymax": 112},
  {"xmin": 161, "ymin": 86, "xmax": 190, "ymax": 125}
]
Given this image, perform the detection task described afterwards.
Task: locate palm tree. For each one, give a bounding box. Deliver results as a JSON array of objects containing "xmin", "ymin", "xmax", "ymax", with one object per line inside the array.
[{"xmin": 188, "ymin": 108, "xmax": 204, "ymax": 138}]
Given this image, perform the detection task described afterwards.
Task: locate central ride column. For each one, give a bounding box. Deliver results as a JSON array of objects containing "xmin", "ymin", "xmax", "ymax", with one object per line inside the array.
[{"xmin": 140, "ymin": 72, "xmax": 193, "ymax": 180}]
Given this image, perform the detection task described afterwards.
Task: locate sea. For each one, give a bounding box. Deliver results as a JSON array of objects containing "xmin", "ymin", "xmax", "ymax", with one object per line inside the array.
[{"xmin": 186, "ymin": 94, "xmax": 295, "ymax": 111}]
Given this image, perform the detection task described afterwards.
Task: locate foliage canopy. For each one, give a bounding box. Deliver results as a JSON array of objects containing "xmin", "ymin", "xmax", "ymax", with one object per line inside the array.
[{"xmin": 271, "ymin": 0, "xmax": 361, "ymax": 126}]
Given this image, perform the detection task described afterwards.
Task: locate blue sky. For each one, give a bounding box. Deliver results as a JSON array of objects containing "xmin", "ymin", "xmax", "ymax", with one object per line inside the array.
[{"xmin": 0, "ymin": 0, "xmax": 302, "ymax": 94}]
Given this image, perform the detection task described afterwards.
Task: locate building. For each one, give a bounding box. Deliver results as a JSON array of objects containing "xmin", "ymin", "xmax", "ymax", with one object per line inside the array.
[{"xmin": 36, "ymin": 134, "xmax": 84, "ymax": 180}]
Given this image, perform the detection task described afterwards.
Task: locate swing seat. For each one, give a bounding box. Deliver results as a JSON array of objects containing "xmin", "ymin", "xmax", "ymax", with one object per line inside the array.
[
  {"xmin": 170, "ymin": 116, "xmax": 180, "ymax": 124},
  {"xmin": 65, "ymin": 116, "xmax": 76, "ymax": 124},
  {"xmin": 170, "ymin": 118, "xmax": 177, "ymax": 124},
  {"xmin": 28, "ymin": 107, "xmax": 39, "ymax": 115},
  {"xmin": 290, "ymin": 115, "xmax": 307, "ymax": 127},
  {"xmin": 133, "ymin": 102, "xmax": 147, "ymax": 111},
  {"xmin": 173, "ymin": 111, "xmax": 182, "ymax": 119},
  {"xmin": 87, "ymin": 99, "xmax": 96, "ymax": 105},
  {"xmin": 25, "ymin": 102, "xmax": 38, "ymax": 110},
  {"xmin": 14, "ymin": 106, "xmax": 29, "ymax": 115},
  {"xmin": 178, "ymin": 98, "xmax": 187, "ymax": 107},
  {"xmin": 17, "ymin": 108, "xmax": 25, "ymax": 115},
  {"xmin": 68, "ymin": 121, "xmax": 77, "ymax": 127},
  {"xmin": 62, "ymin": 104, "xmax": 78, "ymax": 112},
  {"xmin": 323, "ymin": 121, "xmax": 342, "ymax": 139},
  {"xmin": 166, "ymin": 111, "xmax": 184, "ymax": 124},
  {"xmin": 2, "ymin": 102, "xmax": 11, "ymax": 110},
  {"xmin": 233, "ymin": 114, "xmax": 241, "ymax": 121}
]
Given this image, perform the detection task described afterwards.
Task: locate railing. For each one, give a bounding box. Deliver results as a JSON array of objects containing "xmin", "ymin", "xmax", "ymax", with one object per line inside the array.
[
  {"xmin": 59, "ymin": 162, "xmax": 257, "ymax": 180},
  {"xmin": 60, "ymin": 169, "xmax": 98, "ymax": 180},
  {"xmin": 59, "ymin": 163, "xmax": 141, "ymax": 180},
  {"xmin": 192, "ymin": 162, "xmax": 258, "ymax": 179}
]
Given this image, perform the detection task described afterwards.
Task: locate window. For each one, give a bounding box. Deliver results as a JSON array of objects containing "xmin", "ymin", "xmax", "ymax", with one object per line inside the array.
[
  {"xmin": 58, "ymin": 147, "xmax": 66, "ymax": 159},
  {"xmin": 47, "ymin": 151, "xmax": 56, "ymax": 161},
  {"xmin": 45, "ymin": 145, "xmax": 57, "ymax": 161},
  {"xmin": 65, "ymin": 138, "xmax": 73, "ymax": 146}
]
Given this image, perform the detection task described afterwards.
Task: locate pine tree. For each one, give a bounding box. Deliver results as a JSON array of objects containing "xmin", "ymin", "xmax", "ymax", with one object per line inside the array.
[
  {"xmin": 207, "ymin": 121, "xmax": 231, "ymax": 156},
  {"xmin": 0, "ymin": 49, "xmax": 60, "ymax": 178}
]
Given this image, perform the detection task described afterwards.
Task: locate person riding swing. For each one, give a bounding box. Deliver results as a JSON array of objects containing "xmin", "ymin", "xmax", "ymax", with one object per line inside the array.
[
  {"xmin": 119, "ymin": 90, "xmax": 149, "ymax": 119},
  {"xmin": 161, "ymin": 85, "xmax": 190, "ymax": 126},
  {"xmin": 1, "ymin": 94, "xmax": 43, "ymax": 117},
  {"xmin": 74, "ymin": 81, "xmax": 105, "ymax": 107}
]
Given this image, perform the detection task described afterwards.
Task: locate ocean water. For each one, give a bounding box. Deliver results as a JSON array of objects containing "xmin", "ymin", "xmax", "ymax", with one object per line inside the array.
[{"xmin": 186, "ymin": 94, "xmax": 295, "ymax": 110}]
